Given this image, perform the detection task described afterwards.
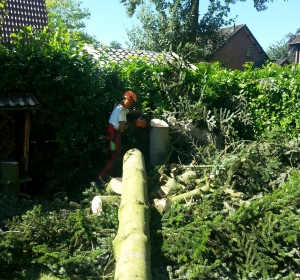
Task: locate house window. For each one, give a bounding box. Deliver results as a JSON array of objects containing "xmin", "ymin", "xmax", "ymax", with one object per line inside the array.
[{"xmin": 246, "ymin": 46, "xmax": 253, "ymax": 58}]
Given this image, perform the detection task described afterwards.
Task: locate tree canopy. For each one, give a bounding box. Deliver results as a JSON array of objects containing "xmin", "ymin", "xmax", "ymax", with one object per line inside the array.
[
  {"xmin": 230, "ymin": 0, "xmax": 287, "ymax": 11},
  {"xmin": 120, "ymin": 0, "xmax": 287, "ymax": 15},
  {"xmin": 46, "ymin": 0, "xmax": 96, "ymax": 43},
  {"xmin": 266, "ymin": 27, "xmax": 300, "ymax": 62},
  {"xmin": 124, "ymin": 0, "xmax": 235, "ymax": 62}
]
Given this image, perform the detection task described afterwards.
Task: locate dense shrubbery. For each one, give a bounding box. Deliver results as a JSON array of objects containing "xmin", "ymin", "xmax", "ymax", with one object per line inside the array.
[{"xmin": 1, "ymin": 24, "xmax": 300, "ymax": 279}]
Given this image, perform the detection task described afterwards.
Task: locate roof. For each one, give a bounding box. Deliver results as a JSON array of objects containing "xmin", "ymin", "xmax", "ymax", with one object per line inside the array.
[
  {"xmin": 219, "ymin": 24, "xmax": 269, "ymax": 59},
  {"xmin": 100, "ymin": 47, "xmax": 175, "ymax": 64},
  {"xmin": 289, "ymin": 35, "xmax": 300, "ymax": 46},
  {"xmin": 83, "ymin": 44, "xmax": 198, "ymax": 70},
  {"xmin": 0, "ymin": 0, "xmax": 48, "ymax": 42},
  {"xmin": 220, "ymin": 24, "xmax": 245, "ymax": 36},
  {"xmin": 0, "ymin": 93, "xmax": 41, "ymax": 110},
  {"xmin": 275, "ymin": 58, "xmax": 289, "ymax": 66}
]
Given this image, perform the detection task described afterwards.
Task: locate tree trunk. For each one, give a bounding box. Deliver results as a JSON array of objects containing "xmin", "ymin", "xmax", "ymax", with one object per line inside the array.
[
  {"xmin": 189, "ymin": 0, "xmax": 199, "ymax": 43},
  {"xmin": 113, "ymin": 148, "xmax": 151, "ymax": 280}
]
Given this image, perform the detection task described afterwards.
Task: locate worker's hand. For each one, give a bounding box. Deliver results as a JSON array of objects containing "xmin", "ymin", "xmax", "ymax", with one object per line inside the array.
[{"xmin": 129, "ymin": 109, "xmax": 142, "ymax": 116}]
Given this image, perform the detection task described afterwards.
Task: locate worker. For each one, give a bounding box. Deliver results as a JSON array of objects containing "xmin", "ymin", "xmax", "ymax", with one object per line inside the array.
[{"xmin": 95, "ymin": 91, "xmax": 140, "ymax": 187}]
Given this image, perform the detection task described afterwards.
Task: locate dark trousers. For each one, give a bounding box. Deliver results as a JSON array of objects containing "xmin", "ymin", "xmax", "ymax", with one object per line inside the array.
[{"xmin": 98, "ymin": 123, "xmax": 121, "ymax": 179}]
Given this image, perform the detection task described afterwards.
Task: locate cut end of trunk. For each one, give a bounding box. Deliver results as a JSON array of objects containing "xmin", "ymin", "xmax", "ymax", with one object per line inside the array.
[{"xmin": 106, "ymin": 177, "xmax": 122, "ymax": 194}]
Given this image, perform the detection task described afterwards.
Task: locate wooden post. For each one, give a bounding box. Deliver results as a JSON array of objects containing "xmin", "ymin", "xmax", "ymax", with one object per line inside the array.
[
  {"xmin": 113, "ymin": 149, "xmax": 151, "ymax": 280},
  {"xmin": 24, "ymin": 111, "xmax": 30, "ymax": 174}
]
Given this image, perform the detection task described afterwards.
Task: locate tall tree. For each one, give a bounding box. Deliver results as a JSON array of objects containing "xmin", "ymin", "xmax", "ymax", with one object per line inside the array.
[
  {"xmin": 121, "ymin": 0, "xmax": 287, "ymax": 14},
  {"xmin": 120, "ymin": 0, "xmax": 287, "ymax": 48},
  {"xmin": 124, "ymin": 0, "xmax": 235, "ymax": 62},
  {"xmin": 46, "ymin": 0, "xmax": 96, "ymax": 43}
]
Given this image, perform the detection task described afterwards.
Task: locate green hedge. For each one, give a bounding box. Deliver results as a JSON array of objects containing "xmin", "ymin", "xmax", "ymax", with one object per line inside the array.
[{"xmin": 1, "ymin": 24, "xmax": 300, "ymax": 193}]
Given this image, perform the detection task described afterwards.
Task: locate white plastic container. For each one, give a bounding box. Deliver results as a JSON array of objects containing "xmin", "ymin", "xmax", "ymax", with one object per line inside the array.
[{"xmin": 149, "ymin": 119, "xmax": 169, "ymax": 166}]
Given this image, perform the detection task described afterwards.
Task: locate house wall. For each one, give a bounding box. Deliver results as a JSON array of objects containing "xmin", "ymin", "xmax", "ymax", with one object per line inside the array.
[{"xmin": 212, "ymin": 27, "xmax": 267, "ymax": 70}]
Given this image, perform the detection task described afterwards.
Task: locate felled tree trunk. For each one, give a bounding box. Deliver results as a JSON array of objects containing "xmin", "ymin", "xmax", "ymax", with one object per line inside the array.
[{"xmin": 113, "ymin": 149, "xmax": 151, "ymax": 280}]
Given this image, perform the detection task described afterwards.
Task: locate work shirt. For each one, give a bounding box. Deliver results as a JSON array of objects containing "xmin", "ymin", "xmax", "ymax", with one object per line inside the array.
[{"xmin": 109, "ymin": 104, "xmax": 129, "ymax": 130}]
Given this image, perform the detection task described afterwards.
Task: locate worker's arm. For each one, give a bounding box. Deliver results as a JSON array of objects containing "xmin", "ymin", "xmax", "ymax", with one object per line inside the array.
[{"xmin": 119, "ymin": 121, "xmax": 128, "ymax": 132}]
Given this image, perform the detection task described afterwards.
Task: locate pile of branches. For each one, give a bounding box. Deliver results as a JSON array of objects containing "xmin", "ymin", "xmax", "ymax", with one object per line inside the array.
[
  {"xmin": 0, "ymin": 190, "xmax": 118, "ymax": 279},
  {"xmin": 149, "ymin": 133, "xmax": 300, "ymax": 279}
]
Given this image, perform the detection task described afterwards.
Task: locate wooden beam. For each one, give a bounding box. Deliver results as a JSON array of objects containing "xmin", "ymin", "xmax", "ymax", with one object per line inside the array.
[{"xmin": 24, "ymin": 111, "xmax": 30, "ymax": 173}]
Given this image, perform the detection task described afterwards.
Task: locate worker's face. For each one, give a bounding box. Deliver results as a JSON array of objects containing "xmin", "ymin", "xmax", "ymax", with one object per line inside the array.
[{"xmin": 123, "ymin": 98, "xmax": 134, "ymax": 109}]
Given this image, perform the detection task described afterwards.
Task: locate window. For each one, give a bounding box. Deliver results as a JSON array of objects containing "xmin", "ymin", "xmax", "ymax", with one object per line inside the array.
[{"xmin": 246, "ymin": 46, "xmax": 253, "ymax": 58}]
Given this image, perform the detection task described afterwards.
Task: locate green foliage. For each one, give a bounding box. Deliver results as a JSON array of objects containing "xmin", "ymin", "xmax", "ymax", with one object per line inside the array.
[
  {"xmin": 229, "ymin": 0, "xmax": 285, "ymax": 12},
  {"xmin": 125, "ymin": 0, "xmax": 235, "ymax": 62},
  {"xmin": 240, "ymin": 62, "xmax": 300, "ymax": 138},
  {"xmin": 0, "ymin": 191, "xmax": 118, "ymax": 278},
  {"xmin": 45, "ymin": 0, "xmax": 96, "ymax": 44},
  {"xmin": 266, "ymin": 39, "xmax": 290, "ymax": 60},
  {"xmin": 1, "ymin": 19, "xmax": 300, "ymax": 279},
  {"xmin": 157, "ymin": 170, "xmax": 300, "ymax": 279},
  {"xmin": 0, "ymin": 22, "xmax": 125, "ymax": 193}
]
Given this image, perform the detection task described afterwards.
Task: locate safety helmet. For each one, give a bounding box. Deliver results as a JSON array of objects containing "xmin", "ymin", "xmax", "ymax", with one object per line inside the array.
[{"xmin": 123, "ymin": 91, "xmax": 137, "ymax": 102}]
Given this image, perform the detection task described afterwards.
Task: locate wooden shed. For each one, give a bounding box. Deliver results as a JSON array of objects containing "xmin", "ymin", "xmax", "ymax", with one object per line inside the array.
[{"xmin": 0, "ymin": 92, "xmax": 40, "ymax": 195}]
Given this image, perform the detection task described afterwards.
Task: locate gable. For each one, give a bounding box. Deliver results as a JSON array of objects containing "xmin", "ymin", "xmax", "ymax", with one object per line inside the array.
[{"xmin": 213, "ymin": 24, "xmax": 268, "ymax": 70}]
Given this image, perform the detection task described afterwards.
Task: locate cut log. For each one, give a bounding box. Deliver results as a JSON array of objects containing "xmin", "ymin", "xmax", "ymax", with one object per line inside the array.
[
  {"xmin": 153, "ymin": 198, "xmax": 172, "ymax": 214},
  {"xmin": 91, "ymin": 195, "xmax": 120, "ymax": 215},
  {"xmin": 158, "ymin": 176, "xmax": 185, "ymax": 197},
  {"xmin": 106, "ymin": 177, "xmax": 122, "ymax": 194},
  {"xmin": 113, "ymin": 149, "xmax": 151, "ymax": 280},
  {"xmin": 154, "ymin": 186, "xmax": 214, "ymax": 214}
]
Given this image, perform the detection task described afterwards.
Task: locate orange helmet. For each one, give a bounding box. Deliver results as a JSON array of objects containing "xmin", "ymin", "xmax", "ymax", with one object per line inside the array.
[{"xmin": 123, "ymin": 91, "xmax": 137, "ymax": 102}]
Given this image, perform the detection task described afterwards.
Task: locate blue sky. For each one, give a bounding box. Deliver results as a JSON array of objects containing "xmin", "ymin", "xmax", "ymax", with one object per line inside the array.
[{"xmin": 83, "ymin": 0, "xmax": 299, "ymax": 51}]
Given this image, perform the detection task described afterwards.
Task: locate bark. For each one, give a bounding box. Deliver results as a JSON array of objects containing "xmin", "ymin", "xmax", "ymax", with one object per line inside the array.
[
  {"xmin": 113, "ymin": 148, "xmax": 151, "ymax": 280},
  {"xmin": 189, "ymin": 0, "xmax": 199, "ymax": 43}
]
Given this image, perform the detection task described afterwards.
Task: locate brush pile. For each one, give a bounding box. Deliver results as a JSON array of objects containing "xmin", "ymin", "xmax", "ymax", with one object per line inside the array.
[{"xmin": 149, "ymin": 135, "xmax": 300, "ymax": 279}]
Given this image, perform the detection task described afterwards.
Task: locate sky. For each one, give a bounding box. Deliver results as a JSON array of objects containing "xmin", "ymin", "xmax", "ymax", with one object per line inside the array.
[{"xmin": 82, "ymin": 0, "xmax": 299, "ymax": 52}]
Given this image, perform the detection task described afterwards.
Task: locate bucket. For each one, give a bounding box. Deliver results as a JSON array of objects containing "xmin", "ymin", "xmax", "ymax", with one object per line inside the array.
[{"xmin": 149, "ymin": 119, "xmax": 169, "ymax": 166}]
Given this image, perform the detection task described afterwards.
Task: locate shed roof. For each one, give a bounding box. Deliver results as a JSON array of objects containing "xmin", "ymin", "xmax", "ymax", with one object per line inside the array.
[{"xmin": 0, "ymin": 93, "xmax": 40, "ymax": 110}]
